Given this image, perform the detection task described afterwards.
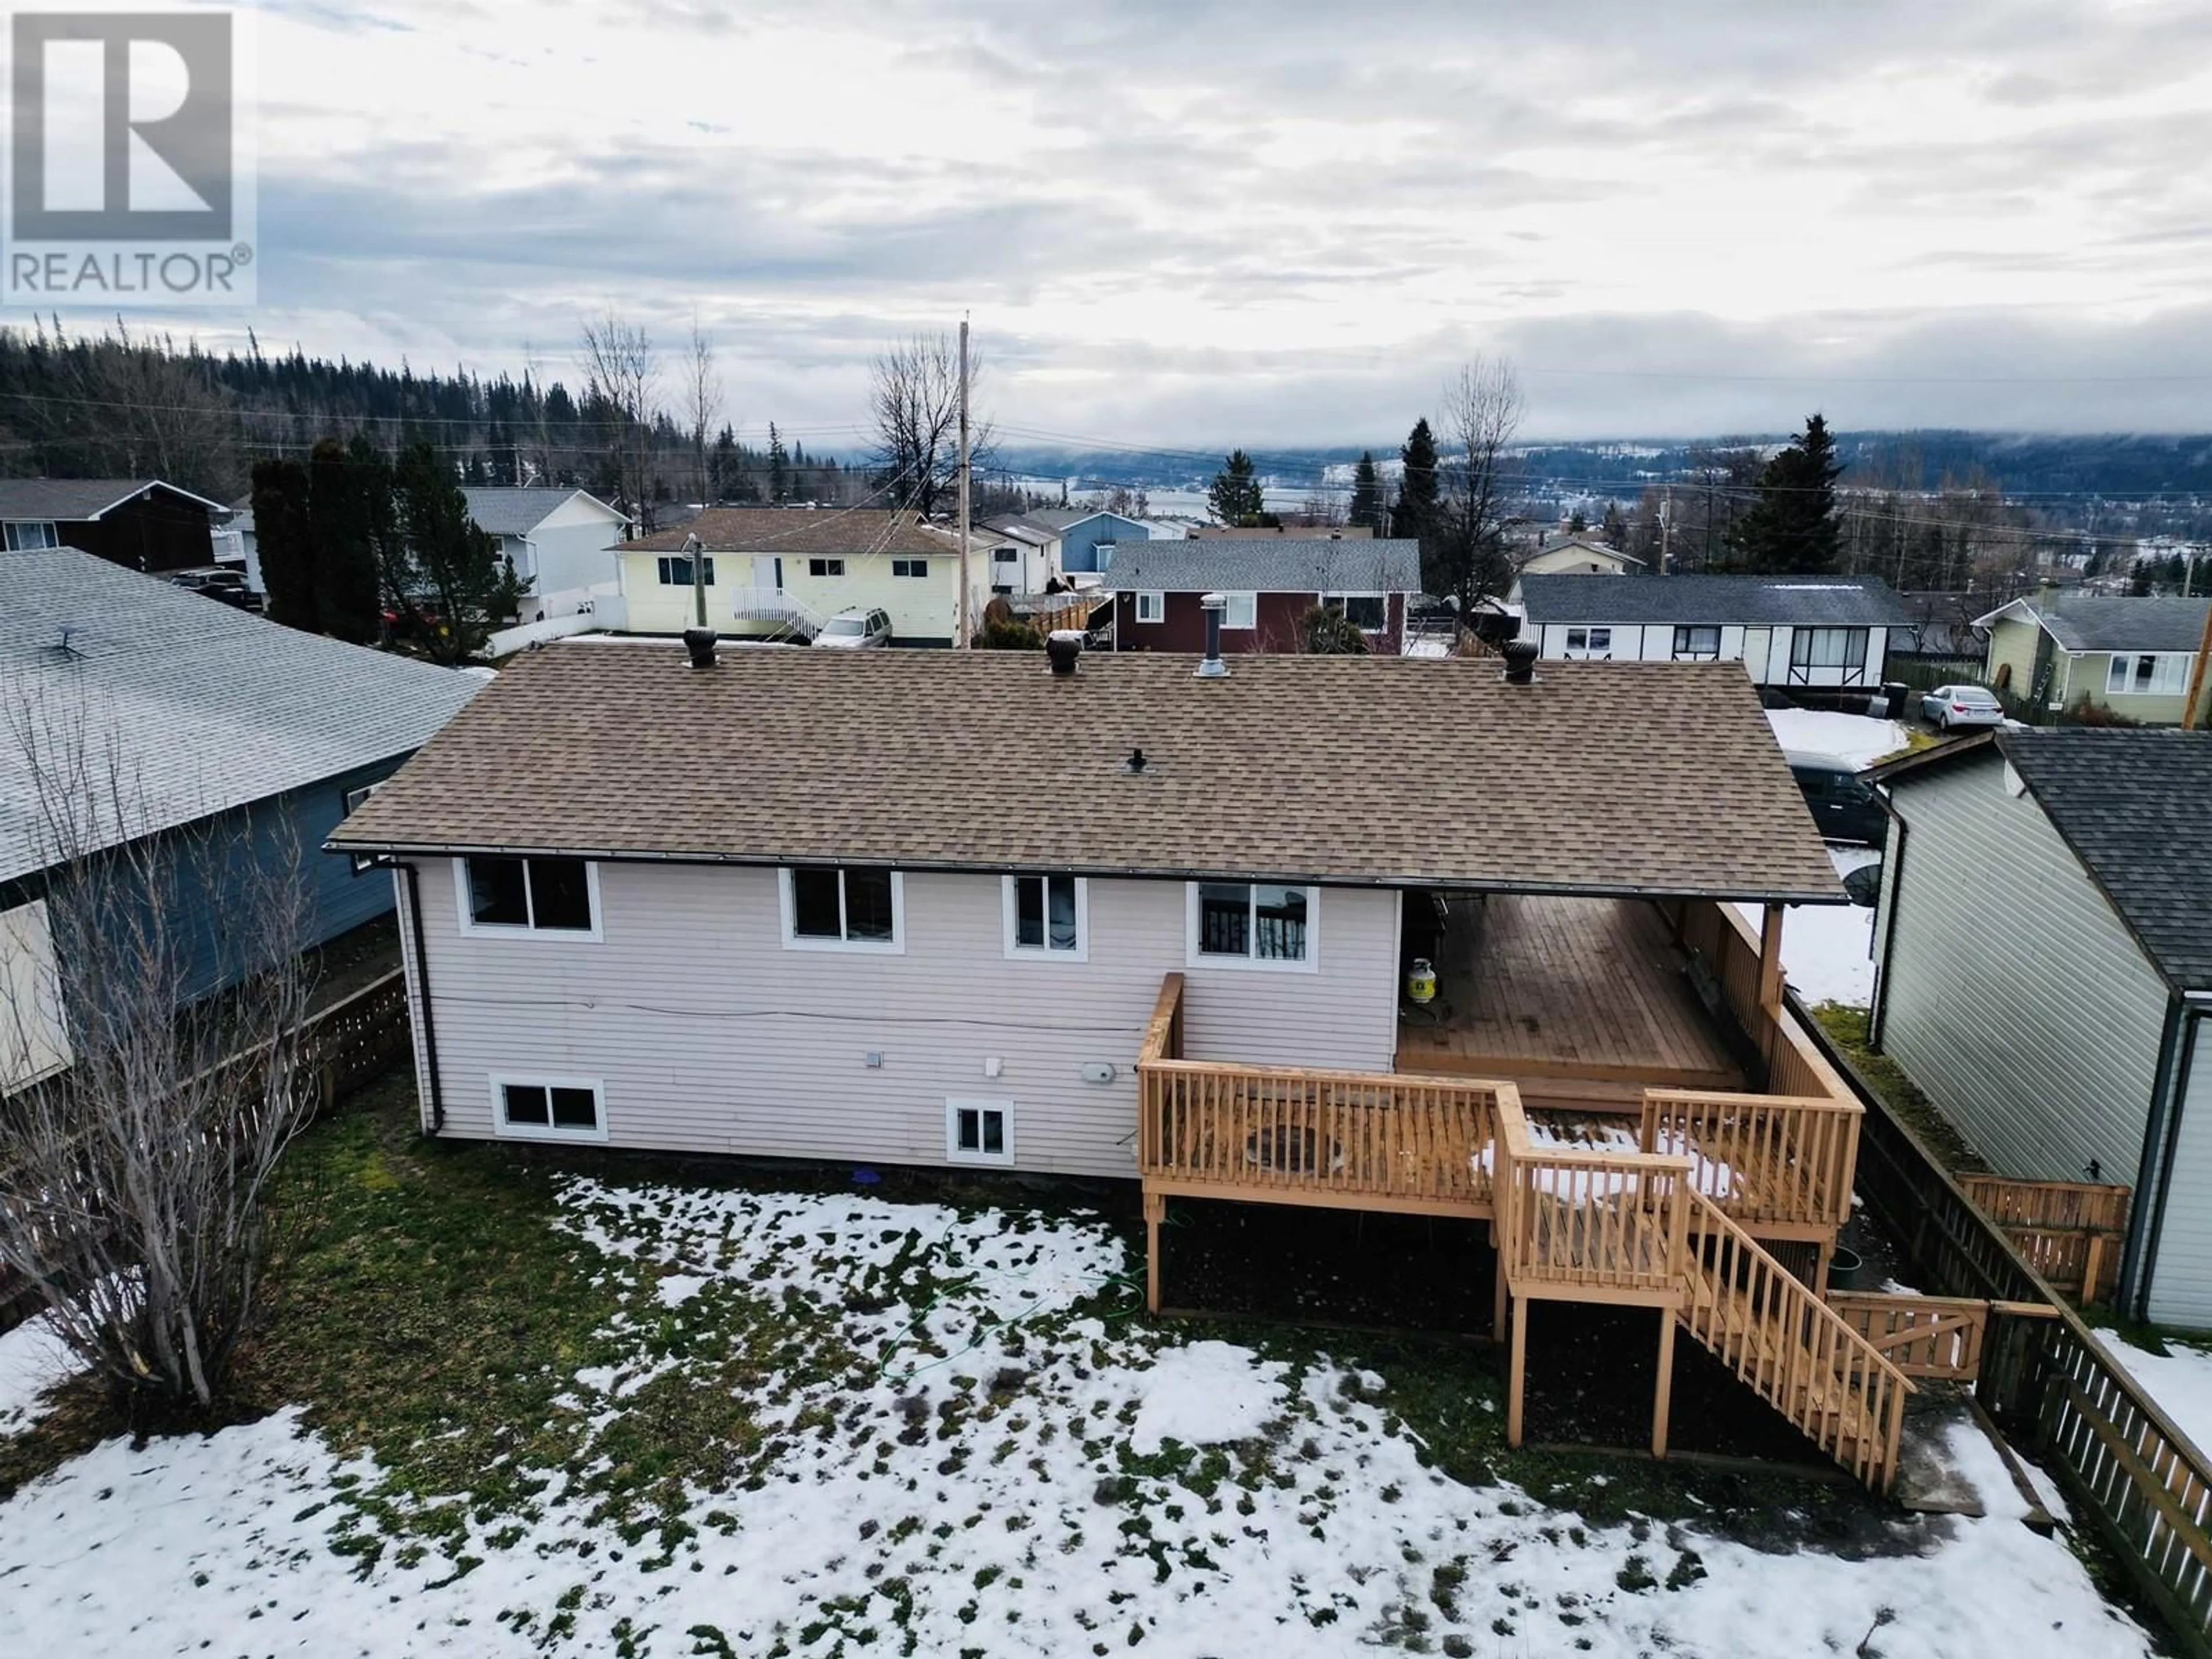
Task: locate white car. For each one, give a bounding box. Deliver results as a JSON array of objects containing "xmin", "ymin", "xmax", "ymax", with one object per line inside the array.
[
  {"xmin": 815, "ymin": 608, "xmax": 893, "ymax": 649},
  {"xmin": 1920, "ymin": 684, "xmax": 2004, "ymax": 730}
]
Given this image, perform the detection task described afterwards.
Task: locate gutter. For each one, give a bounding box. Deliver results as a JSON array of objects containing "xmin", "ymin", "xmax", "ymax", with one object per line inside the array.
[
  {"xmin": 397, "ymin": 860, "xmax": 446, "ymax": 1134},
  {"xmin": 1867, "ymin": 782, "xmax": 1910, "ymax": 1051},
  {"xmin": 324, "ymin": 843, "xmax": 1849, "ymax": 909}
]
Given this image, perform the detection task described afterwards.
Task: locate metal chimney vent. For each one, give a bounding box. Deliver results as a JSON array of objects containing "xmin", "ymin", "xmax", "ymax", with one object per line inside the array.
[
  {"xmin": 1501, "ymin": 638, "xmax": 1539, "ymax": 685},
  {"xmin": 682, "ymin": 626, "xmax": 719, "ymax": 669},
  {"xmin": 1046, "ymin": 629, "xmax": 1084, "ymax": 677},
  {"xmin": 1196, "ymin": 592, "xmax": 1228, "ymax": 680}
]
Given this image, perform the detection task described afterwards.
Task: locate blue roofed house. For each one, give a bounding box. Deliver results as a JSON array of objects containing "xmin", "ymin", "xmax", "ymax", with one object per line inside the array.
[{"xmin": 0, "ymin": 547, "xmax": 483, "ymax": 1086}]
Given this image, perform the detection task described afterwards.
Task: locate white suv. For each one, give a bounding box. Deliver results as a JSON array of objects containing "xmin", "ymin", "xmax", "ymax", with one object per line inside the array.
[{"xmin": 815, "ymin": 607, "xmax": 892, "ymax": 648}]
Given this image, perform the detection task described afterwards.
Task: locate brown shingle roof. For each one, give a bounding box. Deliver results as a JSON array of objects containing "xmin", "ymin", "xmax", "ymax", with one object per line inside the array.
[
  {"xmin": 627, "ymin": 507, "xmax": 951, "ymax": 556},
  {"xmin": 331, "ymin": 646, "xmax": 1843, "ymax": 901}
]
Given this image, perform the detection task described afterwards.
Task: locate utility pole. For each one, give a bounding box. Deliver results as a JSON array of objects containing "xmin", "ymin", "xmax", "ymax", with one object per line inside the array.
[
  {"xmin": 2183, "ymin": 585, "xmax": 2212, "ymax": 731},
  {"xmin": 957, "ymin": 315, "xmax": 972, "ymax": 650},
  {"xmin": 1660, "ymin": 485, "xmax": 1672, "ymax": 576},
  {"xmin": 685, "ymin": 531, "xmax": 706, "ymax": 630}
]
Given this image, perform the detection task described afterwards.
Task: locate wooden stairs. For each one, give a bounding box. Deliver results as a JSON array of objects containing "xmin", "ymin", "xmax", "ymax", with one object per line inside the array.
[{"xmin": 1497, "ymin": 1101, "xmax": 1911, "ymax": 1494}]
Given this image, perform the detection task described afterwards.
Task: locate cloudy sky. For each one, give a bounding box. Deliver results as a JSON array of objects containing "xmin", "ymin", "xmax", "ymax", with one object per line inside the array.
[{"xmin": 127, "ymin": 0, "xmax": 2212, "ymax": 444}]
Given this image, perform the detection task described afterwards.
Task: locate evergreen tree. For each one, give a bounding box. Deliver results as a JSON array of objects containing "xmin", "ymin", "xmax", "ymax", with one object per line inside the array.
[
  {"xmin": 1599, "ymin": 501, "xmax": 1629, "ymax": 550},
  {"xmin": 1726, "ymin": 414, "xmax": 1844, "ymax": 574},
  {"xmin": 1392, "ymin": 419, "xmax": 1438, "ymax": 540},
  {"xmin": 1567, "ymin": 509, "xmax": 1587, "ymax": 533},
  {"xmin": 1208, "ymin": 449, "xmax": 1266, "ymax": 525},
  {"xmin": 393, "ymin": 443, "xmax": 505, "ymax": 663},
  {"xmin": 250, "ymin": 458, "xmax": 316, "ymax": 632},
  {"xmin": 1347, "ymin": 451, "xmax": 1383, "ymax": 533},
  {"xmin": 767, "ymin": 422, "xmax": 789, "ymax": 503},
  {"xmin": 306, "ymin": 436, "xmax": 383, "ymax": 644}
]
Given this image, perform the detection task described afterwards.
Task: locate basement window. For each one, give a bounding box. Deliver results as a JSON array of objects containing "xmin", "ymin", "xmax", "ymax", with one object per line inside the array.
[
  {"xmin": 458, "ymin": 855, "xmax": 600, "ymax": 937},
  {"xmin": 1004, "ymin": 874, "xmax": 1085, "ymax": 959},
  {"xmin": 1189, "ymin": 881, "xmax": 1317, "ymax": 971},
  {"xmin": 494, "ymin": 1075, "xmax": 607, "ymax": 1142},
  {"xmin": 946, "ymin": 1098, "xmax": 1013, "ymax": 1165},
  {"xmin": 782, "ymin": 866, "xmax": 903, "ymax": 952}
]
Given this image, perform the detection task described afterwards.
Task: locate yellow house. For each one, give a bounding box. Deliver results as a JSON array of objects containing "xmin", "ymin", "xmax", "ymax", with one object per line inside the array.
[
  {"xmin": 619, "ymin": 509, "xmax": 993, "ymax": 645},
  {"xmin": 1975, "ymin": 592, "xmax": 2210, "ymax": 725}
]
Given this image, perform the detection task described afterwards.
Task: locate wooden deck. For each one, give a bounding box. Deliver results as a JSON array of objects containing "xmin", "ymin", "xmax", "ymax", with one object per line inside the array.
[{"xmin": 1396, "ymin": 895, "xmax": 1744, "ymax": 1107}]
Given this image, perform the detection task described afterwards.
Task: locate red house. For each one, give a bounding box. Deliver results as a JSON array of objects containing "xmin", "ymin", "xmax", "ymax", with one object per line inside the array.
[{"xmin": 1103, "ymin": 536, "xmax": 1421, "ymax": 654}]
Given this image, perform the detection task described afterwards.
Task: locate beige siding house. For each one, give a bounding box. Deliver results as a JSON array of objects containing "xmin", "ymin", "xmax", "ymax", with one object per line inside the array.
[
  {"xmin": 1870, "ymin": 729, "xmax": 2212, "ymax": 1326},
  {"xmin": 1975, "ymin": 592, "xmax": 2211, "ymax": 724},
  {"xmin": 618, "ymin": 509, "xmax": 989, "ymax": 645},
  {"xmin": 1506, "ymin": 534, "xmax": 1643, "ymax": 605}
]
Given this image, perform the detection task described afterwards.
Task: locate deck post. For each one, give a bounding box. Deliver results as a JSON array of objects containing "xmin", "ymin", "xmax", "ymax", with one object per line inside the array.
[
  {"xmin": 1652, "ymin": 1310, "xmax": 1677, "ymax": 1458},
  {"xmin": 1506, "ymin": 1294, "xmax": 1527, "ymax": 1448},
  {"xmin": 1143, "ymin": 1190, "xmax": 1165, "ymax": 1313},
  {"xmin": 1493, "ymin": 1246, "xmax": 1509, "ymax": 1340},
  {"xmin": 1758, "ymin": 902, "xmax": 1786, "ymax": 1067}
]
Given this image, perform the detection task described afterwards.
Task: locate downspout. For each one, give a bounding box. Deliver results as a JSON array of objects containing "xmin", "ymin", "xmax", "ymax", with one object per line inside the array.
[
  {"xmin": 1867, "ymin": 786, "xmax": 1909, "ymax": 1051},
  {"xmin": 399, "ymin": 860, "xmax": 446, "ymax": 1133},
  {"xmin": 2120, "ymin": 997, "xmax": 2191, "ymax": 1318}
]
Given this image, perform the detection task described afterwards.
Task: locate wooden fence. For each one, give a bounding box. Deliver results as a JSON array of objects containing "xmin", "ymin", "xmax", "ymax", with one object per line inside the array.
[
  {"xmin": 1795, "ymin": 993, "xmax": 2212, "ymax": 1657},
  {"xmin": 1959, "ymin": 1174, "xmax": 2131, "ymax": 1305}
]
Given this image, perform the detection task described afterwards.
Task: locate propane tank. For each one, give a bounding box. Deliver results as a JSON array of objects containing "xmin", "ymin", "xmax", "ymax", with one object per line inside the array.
[{"xmin": 1406, "ymin": 957, "xmax": 1437, "ymax": 1006}]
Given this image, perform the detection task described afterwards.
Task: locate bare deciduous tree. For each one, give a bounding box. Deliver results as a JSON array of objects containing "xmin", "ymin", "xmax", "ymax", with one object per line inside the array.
[
  {"xmin": 1430, "ymin": 355, "xmax": 1526, "ymax": 618},
  {"xmin": 681, "ymin": 314, "xmax": 725, "ymax": 512},
  {"xmin": 579, "ymin": 309, "xmax": 661, "ymax": 531},
  {"xmin": 0, "ymin": 688, "xmax": 316, "ymax": 1418},
  {"xmin": 868, "ymin": 332, "xmax": 993, "ymax": 518}
]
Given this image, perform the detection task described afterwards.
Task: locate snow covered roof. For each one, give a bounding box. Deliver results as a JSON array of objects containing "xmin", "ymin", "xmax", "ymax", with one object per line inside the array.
[{"xmin": 0, "ymin": 547, "xmax": 483, "ymax": 885}]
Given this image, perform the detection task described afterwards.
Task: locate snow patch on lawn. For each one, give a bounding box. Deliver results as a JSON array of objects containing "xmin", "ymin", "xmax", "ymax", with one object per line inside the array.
[
  {"xmin": 1737, "ymin": 846, "xmax": 1882, "ymax": 1006},
  {"xmin": 2097, "ymin": 1330, "xmax": 2212, "ymax": 1461},
  {"xmin": 1767, "ymin": 706, "xmax": 1911, "ymax": 769},
  {"xmin": 1127, "ymin": 1339, "xmax": 1285, "ymax": 1453},
  {"xmin": 0, "ymin": 1177, "xmax": 2161, "ymax": 1658},
  {"xmin": 0, "ymin": 1312, "xmax": 77, "ymax": 1437}
]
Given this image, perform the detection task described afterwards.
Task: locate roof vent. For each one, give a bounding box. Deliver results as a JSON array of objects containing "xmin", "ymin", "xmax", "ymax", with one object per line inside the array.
[
  {"xmin": 682, "ymin": 626, "xmax": 718, "ymax": 669},
  {"xmin": 1124, "ymin": 746, "xmax": 1150, "ymax": 775},
  {"xmin": 1501, "ymin": 638, "xmax": 1539, "ymax": 685},
  {"xmin": 1196, "ymin": 592, "xmax": 1229, "ymax": 680},
  {"xmin": 1046, "ymin": 629, "xmax": 1083, "ymax": 677}
]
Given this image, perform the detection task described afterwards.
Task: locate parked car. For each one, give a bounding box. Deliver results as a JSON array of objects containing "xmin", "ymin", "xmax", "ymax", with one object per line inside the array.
[
  {"xmin": 1785, "ymin": 751, "xmax": 1887, "ymax": 847},
  {"xmin": 169, "ymin": 568, "xmax": 263, "ymax": 613},
  {"xmin": 815, "ymin": 607, "xmax": 892, "ymax": 649},
  {"xmin": 1919, "ymin": 684, "xmax": 2004, "ymax": 730}
]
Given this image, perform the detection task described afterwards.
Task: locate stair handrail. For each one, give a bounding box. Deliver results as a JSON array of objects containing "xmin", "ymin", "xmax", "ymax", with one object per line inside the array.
[
  {"xmin": 1495, "ymin": 1094, "xmax": 1692, "ymax": 1295},
  {"xmin": 1681, "ymin": 1187, "xmax": 1912, "ymax": 1490}
]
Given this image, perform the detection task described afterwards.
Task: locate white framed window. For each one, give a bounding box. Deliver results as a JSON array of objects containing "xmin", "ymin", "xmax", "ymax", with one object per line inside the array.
[
  {"xmin": 1323, "ymin": 594, "xmax": 1386, "ymax": 631},
  {"xmin": 779, "ymin": 866, "xmax": 904, "ymax": 952},
  {"xmin": 3, "ymin": 521, "xmax": 59, "ymax": 551},
  {"xmin": 1790, "ymin": 626, "xmax": 1869, "ymax": 674},
  {"xmin": 1002, "ymin": 874, "xmax": 1086, "ymax": 960},
  {"xmin": 993, "ymin": 547, "xmax": 1018, "ymax": 565},
  {"xmin": 1135, "ymin": 591, "xmax": 1165, "ymax": 624},
  {"xmin": 656, "ymin": 554, "xmax": 714, "ymax": 586},
  {"xmin": 891, "ymin": 558, "xmax": 929, "ymax": 578},
  {"xmin": 1222, "ymin": 592, "xmax": 1257, "ymax": 630},
  {"xmin": 1186, "ymin": 881, "xmax": 1319, "ymax": 972},
  {"xmin": 341, "ymin": 781, "xmax": 384, "ymax": 874},
  {"xmin": 808, "ymin": 557, "xmax": 846, "ymax": 577},
  {"xmin": 455, "ymin": 855, "xmax": 602, "ymax": 940},
  {"xmin": 2108, "ymin": 653, "xmax": 2191, "ymax": 696},
  {"xmin": 945, "ymin": 1097, "xmax": 1013, "ymax": 1166},
  {"xmin": 1672, "ymin": 624, "xmax": 1722, "ymax": 660},
  {"xmin": 491, "ymin": 1074, "xmax": 608, "ymax": 1143},
  {"xmin": 1563, "ymin": 626, "xmax": 1613, "ymax": 659}
]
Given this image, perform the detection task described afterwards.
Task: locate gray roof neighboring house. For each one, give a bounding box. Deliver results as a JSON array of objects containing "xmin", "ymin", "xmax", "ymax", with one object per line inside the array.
[
  {"xmin": 1875, "ymin": 727, "xmax": 2212, "ymax": 991},
  {"xmin": 0, "ymin": 546, "xmax": 484, "ymax": 886},
  {"xmin": 1520, "ymin": 573, "xmax": 1914, "ymax": 627},
  {"xmin": 0, "ymin": 478, "xmax": 228, "ymax": 521},
  {"xmin": 1101, "ymin": 537, "xmax": 1421, "ymax": 594},
  {"xmin": 460, "ymin": 487, "xmax": 626, "ymax": 539},
  {"xmin": 1975, "ymin": 593, "xmax": 2212, "ymax": 654}
]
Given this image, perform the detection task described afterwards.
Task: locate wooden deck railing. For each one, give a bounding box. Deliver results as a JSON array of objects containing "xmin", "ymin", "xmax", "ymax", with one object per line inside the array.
[
  {"xmin": 1641, "ymin": 1088, "xmax": 1862, "ymax": 1232},
  {"xmin": 1681, "ymin": 1190, "xmax": 1913, "ymax": 1493},
  {"xmin": 1495, "ymin": 1096, "xmax": 1689, "ymax": 1300},
  {"xmin": 1959, "ymin": 1175, "xmax": 2130, "ymax": 1305},
  {"xmin": 1136, "ymin": 974, "xmax": 1499, "ymax": 1214},
  {"xmin": 1828, "ymin": 1292, "xmax": 2005, "ymax": 1381},
  {"xmin": 1663, "ymin": 897, "xmax": 1856, "ymax": 1106}
]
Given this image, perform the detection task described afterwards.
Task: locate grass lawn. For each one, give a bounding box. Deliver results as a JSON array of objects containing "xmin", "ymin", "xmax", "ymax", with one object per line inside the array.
[{"xmin": 0, "ymin": 1072, "xmax": 2161, "ymax": 1657}]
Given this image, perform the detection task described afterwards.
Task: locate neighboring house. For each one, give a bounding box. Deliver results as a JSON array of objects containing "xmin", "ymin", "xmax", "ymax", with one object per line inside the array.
[
  {"xmin": 1520, "ymin": 573, "xmax": 1912, "ymax": 688},
  {"xmin": 1103, "ymin": 538, "xmax": 1421, "ymax": 654},
  {"xmin": 617, "ymin": 509, "xmax": 990, "ymax": 645},
  {"xmin": 215, "ymin": 499, "xmax": 257, "ymax": 589},
  {"xmin": 0, "ymin": 547, "xmax": 482, "ymax": 1081},
  {"xmin": 1975, "ymin": 591, "xmax": 2211, "ymax": 725},
  {"xmin": 974, "ymin": 518, "xmax": 1055, "ymax": 596},
  {"xmin": 1050, "ymin": 511, "xmax": 1153, "ymax": 575},
  {"xmin": 1506, "ymin": 534, "xmax": 1643, "ymax": 604},
  {"xmin": 1187, "ymin": 524, "xmax": 1374, "ymax": 540},
  {"xmin": 461, "ymin": 488, "xmax": 630, "ymax": 620},
  {"xmin": 0, "ymin": 478, "xmax": 228, "ymax": 575},
  {"xmin": 333, "ymin": 644, "xmax": 1919, "ymax": 1487},
  {"xmin": 1869, "ymin": 729, "xmax": 2212, "ymax": 1326}
]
